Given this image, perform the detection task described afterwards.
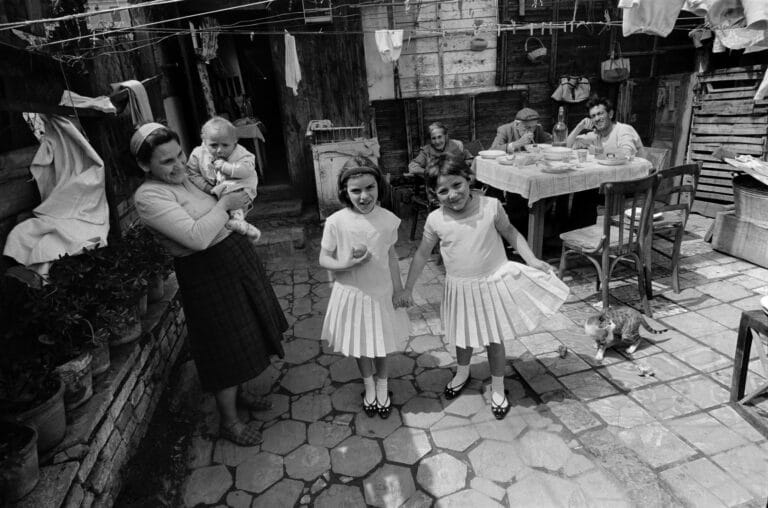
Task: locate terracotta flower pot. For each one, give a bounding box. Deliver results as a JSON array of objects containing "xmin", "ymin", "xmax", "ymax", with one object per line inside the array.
[
  {"xmin": 109, "ymin": 304, "xmax": 143, "ymax": 346},
  {"xmin": 0, "ymin": 422, "xmax": 39, "ymax": 503},
  {"xmin": 2, "ymin": 378, "xmax": 66, "ymax": 453},
  {"xmin": 54, "ymin": 352, "xmax": 93, "ymax": 411}
]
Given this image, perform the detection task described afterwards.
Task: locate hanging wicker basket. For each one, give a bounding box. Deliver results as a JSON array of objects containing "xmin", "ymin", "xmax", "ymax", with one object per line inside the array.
[{"xmin": 525, "ymin": 37, "xmax": 547, "ymax": 63}]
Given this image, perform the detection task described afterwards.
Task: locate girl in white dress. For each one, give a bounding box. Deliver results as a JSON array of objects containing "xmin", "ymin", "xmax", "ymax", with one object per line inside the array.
[
  {"xmin": 399, "ymin": 155, "xmax": 569, "ymax": 419},
  {"xmin": 319, "ymin": 157, "xmax": 409, "ymax": 419}
]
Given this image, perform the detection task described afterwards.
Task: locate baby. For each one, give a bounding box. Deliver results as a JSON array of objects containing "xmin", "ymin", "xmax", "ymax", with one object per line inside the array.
[{"xmin": 187, "ymin": 116, "xmax": 261, "ymax": 242}]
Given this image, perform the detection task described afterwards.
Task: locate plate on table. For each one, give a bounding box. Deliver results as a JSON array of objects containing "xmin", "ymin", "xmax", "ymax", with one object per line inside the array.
[
  {"xmin": 497, "ymin": 155, "xmax": 517, "ymax": 166},
  {"xmin": 596, "ymin": 157, "xmax": 629, "ymax": 166},
  {"xmin": 542, "ymin": 147, "xmax": 573, "ymax": 161},
  {"xmin": 478, "ymin": 150, "xmax": 506, "ymax": 159},
  {"xmin": 539, "ymin": 162, "xmax": 574, "ymax": 174}
]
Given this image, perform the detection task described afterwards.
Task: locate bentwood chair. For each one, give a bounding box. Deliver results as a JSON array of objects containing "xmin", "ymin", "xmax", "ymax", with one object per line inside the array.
[
  {"xmin": 648, "ymin": 163, "xmax": 701, "ymax": 294},
  {"xmin": 559, "ymin": 174, "xmax": 659, "ymax": 316}
]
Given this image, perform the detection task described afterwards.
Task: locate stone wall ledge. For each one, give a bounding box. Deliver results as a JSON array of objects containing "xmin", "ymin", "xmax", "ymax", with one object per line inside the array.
[{"xmin": 12, "ymin": 274, "xmax": 187, "ymax": 508}]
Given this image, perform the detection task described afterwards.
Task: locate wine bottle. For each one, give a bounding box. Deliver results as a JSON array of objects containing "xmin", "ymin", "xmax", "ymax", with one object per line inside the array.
[{"xmin": 552, "ymin": 106, "xmax": 568, "ymax": 147}]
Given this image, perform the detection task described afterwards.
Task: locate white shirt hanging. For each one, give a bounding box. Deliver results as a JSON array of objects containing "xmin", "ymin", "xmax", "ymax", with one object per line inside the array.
[{"xmin": 375, "ymin": 30, "xmax": 404, "ymax": 63}]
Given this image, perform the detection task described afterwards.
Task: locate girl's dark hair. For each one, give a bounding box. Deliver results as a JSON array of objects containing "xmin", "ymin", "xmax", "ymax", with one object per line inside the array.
[
  {"xmin": 134, "ymin": 127, "xmax": 181, "ymax": 165},
  {"xmin": 426, "ymin": 153, "xmax": 474, "ymax": 190},
  {"xmin": 337, "ymin": 156, "xmax": 388, "ymax": 208}
]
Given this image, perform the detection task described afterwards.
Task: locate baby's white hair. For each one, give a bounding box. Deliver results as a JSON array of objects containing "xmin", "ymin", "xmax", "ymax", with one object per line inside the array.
[{"xmin": 201, "ymin": 116, "xmax": 236, "ymax": 139}]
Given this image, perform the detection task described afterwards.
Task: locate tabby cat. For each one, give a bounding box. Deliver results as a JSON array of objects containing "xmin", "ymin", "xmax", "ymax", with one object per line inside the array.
[{"xmin": 584, "ymin": 307, "xmax": 668, "ymax": 360}]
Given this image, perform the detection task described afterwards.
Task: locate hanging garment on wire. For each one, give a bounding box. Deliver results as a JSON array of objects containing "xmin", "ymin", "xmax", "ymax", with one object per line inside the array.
[
  {"xmin": 110, "ymin": 80, "xmax": 153, "ymax": 126},
  {"xmin": 58, "ymin": 90, "xmax": 117, "ymax": 114},
  {"xmin": 742, "ymin": 0, "xmax": 768, "ymax": 30},
  {"xmin": 3, "ymin": 115, "xmax": 109, "ymax": 275},
  {"xmin": 620, "ymin": 0, "xmax": 686, "ymax": 37},
  {"xmin": 374, "ymin": 30, "xmax": 404, "ymax": 63},
  {"xmin": 284, "ymin": 31, "xmax": 302, "ymax": 96}
]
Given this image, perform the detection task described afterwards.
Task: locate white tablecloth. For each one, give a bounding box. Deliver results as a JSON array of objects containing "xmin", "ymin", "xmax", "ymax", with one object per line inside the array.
[{"xmin": 476, "ymin": 155, "xmax": 653, "ymax": 206}]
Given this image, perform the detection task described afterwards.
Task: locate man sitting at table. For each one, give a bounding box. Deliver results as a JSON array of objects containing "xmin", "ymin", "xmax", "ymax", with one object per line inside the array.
[
  {"xmin": 490, "ymin": 107, "xmax": 553, "ymax": 152},
  {"xmin": 408, "ymin": 122, "xmax": 472, "ymax": 174},
  {"xmin": 567, "ymin": 96, "xmax": 643, "ymax": 157}
]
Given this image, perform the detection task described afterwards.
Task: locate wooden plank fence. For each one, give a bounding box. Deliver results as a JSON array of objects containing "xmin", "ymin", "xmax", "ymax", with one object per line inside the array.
[{"xmin": 689, "ymin": 64, "xmax": 768, "ymax": 213}]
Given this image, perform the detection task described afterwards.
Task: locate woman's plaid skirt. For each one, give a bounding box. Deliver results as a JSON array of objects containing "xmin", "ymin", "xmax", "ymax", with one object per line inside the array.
[{"xmin": 174, "ymin": 233, "xmax": 287, "ymax": 391}]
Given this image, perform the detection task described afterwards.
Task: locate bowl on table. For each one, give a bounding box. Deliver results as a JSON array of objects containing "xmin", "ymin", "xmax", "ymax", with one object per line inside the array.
[
  {"xmin": 542, "ymin": 147, "xmax": 573, "ymax": 161},
  {"xmin": 478, "ymin": 150, "xmax": 507, "ymax": 159}
]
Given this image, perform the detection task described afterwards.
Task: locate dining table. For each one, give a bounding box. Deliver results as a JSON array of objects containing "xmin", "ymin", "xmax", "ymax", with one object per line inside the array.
[{"xmin": 475, "ymin": 152, "xmax": 654, "ymax": 258}]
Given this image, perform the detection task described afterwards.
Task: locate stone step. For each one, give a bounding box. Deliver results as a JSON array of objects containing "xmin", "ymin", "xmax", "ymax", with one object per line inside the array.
[
  {"xmin": 257, "ymin": 183, "xmax": 294, "ymax": 202},
  {"xmin": 253, "ymin": 225, "xmax": 306, "ymax": 259},
  {"xmin": 249, "ymin": 197, "xmax": 303, "ymax": 219}
]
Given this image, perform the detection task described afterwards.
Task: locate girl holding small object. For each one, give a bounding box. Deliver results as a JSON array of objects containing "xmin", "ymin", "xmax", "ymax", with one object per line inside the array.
[{"xmin": 319, "ymin": 157, "xmax": 409, "ymax": 419}]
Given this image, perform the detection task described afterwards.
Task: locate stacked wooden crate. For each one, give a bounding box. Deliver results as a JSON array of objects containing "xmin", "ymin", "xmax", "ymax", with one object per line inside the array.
[{"xmin": 689, "ymin": 64, "xmax": 768, "ymax": 216}]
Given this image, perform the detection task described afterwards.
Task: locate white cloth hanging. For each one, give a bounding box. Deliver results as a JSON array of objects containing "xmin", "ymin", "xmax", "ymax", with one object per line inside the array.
[
  {"xmin": 374, "ymin": 30, "xmax": 404, "ymax": 63},
  {"xmin": 284, "ymin": 31, "xmax": 302, "ymax": 96},
  {"xmin": 110, "ymin": 80, "xmax": 153, "ymax": 127},
  {"xmin": 58, "ymin": 90, "xmax": 117, "ymax": 114},
  {"xmin": 3, "ymin": 115, "xmax": 109, "ymax": 275},
  {"xmin": 620, "ymin": 0, "xmax": 686, "ymax": 37}
]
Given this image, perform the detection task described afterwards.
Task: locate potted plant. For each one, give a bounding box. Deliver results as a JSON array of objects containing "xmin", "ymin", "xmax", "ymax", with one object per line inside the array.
[
  {"xmin": 0, "ymin": 277, "xmax": 66, "ymax": 453},
  {"xmin": 124, "ymin": 223, "xmax": 173, "ymax": 304},
  {"xmin": 0, "ymin": 421, "xmax": 39, "ymax": 503}
]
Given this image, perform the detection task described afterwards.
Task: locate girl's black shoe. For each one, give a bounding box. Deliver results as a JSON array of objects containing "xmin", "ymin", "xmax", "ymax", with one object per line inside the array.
[
  {"xmin": 377, "ymin": 391, "xmax": 393, "ymax": 419},
  {"xmin": 491, "ymin": 390, "xmax": 510, "ymax": 420},
  {"xmin": 362, "ymin": 392, "xmax": 377, "ymax": 417},
  {"xmin": 443, "ymin": 376, "xmax": 470, "ymax": 399}
]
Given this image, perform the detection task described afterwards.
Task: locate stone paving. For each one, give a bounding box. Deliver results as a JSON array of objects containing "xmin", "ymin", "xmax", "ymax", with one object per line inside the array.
[{"xmin": 178, "ymin": 215, "xmax": 768, "ymax": 507}]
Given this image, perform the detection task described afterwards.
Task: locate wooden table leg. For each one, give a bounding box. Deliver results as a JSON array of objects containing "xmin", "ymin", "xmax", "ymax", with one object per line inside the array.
[
  {"xmin": 731, "ymin": 313, "xmax": 754, "ymax": 402},
  {"xmin": 527, "ymin": 199, "xmax": 547, "ymax": 258}
]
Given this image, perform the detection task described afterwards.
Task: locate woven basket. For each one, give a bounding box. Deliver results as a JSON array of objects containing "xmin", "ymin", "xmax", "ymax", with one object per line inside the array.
[
  {"xmin": 733, "ymin": 173, "xmax": 768, "ymax": 227},
  {"xmin": 525, "ymin": 37, "xmax": 547, "ymax": 63}
]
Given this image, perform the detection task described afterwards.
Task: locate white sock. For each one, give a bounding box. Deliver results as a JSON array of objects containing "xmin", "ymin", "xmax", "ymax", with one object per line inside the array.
[
  {"xmin": 363, "ymin": 376, "xmax": 375, "ymax": 403},
  {"xmin": 491, "ymin": 375, "xmax": 506, "ymax": 400},
  {"xmin": 375, "ymin": 377, "xmax": 389, "ymax": 403},
  {"xmin": 450, "ymin": 363, "xmax": 470, "ymax": 388}
]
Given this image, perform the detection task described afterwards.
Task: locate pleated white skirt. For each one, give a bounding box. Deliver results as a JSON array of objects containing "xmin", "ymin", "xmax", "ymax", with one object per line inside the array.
[
  {"xmin": 443, "ymin": 261, "xmax": 569, "ymax": 348},
  {"xmin": 321, "ymin": 282, "xmax": 410, "ymax": 358}
]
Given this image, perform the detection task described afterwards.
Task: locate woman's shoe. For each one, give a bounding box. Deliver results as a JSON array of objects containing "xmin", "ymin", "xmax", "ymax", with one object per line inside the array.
[
  {"xmin": 377, "ymin": 392, "xmax": 393, "ymax": 419},
  {"xmin": 490, "ymin": 390, "xmax": 510, "ymax": 420},
  {"xmin": 443, "ymin": 376, "xmax": 470, "ymax": 399},
  {"xmin": 220, "ymin": 421, "xmax": 263, "ymax": 446},
  {"xmin": 362, "ymin": 392, "xmax": 378, "ymax": 417}
]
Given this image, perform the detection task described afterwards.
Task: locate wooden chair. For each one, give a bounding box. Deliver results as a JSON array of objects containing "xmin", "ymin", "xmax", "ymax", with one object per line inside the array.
[
  {"xmin": 558, "ymin": 174, "xmax": 659, "ymax": 316},
  {"xmin": 648, "ymin": 163, "xmax": 701, "ymax": 294},
  {"xmin": 638, "ymin": 146, "xmax": 670, "ymax": 172}
]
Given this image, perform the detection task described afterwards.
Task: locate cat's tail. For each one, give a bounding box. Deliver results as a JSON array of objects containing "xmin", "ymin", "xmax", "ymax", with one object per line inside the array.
[{"xmin": 640, "ymin": 318, "xmax": 668, "ymax": 335}]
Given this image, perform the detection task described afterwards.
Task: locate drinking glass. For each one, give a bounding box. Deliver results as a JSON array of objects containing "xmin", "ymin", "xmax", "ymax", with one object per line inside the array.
[{"xmin": 576, "ymin": 149, "xmax": 588, "ymax": 163}]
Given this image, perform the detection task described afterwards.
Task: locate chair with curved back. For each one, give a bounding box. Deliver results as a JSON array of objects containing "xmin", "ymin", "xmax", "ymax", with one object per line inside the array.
[
  {"xmin": 558, "ymin": 173, "xmax": 659, "ymax": 316},
  {"xmin": 648, "ymin": 162, "xmax": 701, "ymax": 294}
]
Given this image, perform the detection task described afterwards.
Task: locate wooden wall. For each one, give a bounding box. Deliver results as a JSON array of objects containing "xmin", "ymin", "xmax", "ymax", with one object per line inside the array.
[
  {"xmin": 362, "ymin": 0, "xmax": 500, "ymax": 99},
  {"xmin": 374, "ymin": 88, "xmax": 529, "ymax": 173},
  {"xmin": 495, "ymin": 0, "xmax": 696, "ymax": 141},
  {"xmin": 265, "ymin": 11, "xmax": 372, "ymax": 202}
]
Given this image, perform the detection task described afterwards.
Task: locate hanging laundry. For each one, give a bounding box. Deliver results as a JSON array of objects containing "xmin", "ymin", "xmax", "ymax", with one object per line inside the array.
[
  {"xmin": 58, "ymin": 90, "xmax": 117, "ymax": 114},
  {"xmin": 284, "ymin": 31, "xmax": 302, "ymax": 96},
  {"xmin": 374, "ymin": 30, "xmax": 404, "ymax": 63},
  {"xmin": 3, "ymin": 115, "xmax": 109, "ymax": 276},
  {"xmin": 110, "ymin": 80, "xmax": 154, "ymax": 127},
  {"xmin": 196, "ymin": 17, "xmax": 220, "ymax": 63},
  {"xmin": 620, "ymin": 0, "xmax": 686, "ymax": 37},
  {"xmin": 742, "ymin": 0, "xmax": 768, "ymax": 30}
]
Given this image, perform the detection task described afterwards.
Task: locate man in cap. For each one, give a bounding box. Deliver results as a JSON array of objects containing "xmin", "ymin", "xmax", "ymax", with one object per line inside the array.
[{"xmin": 489, "ymin": 108, "xmax": 553, "ymax": 152}]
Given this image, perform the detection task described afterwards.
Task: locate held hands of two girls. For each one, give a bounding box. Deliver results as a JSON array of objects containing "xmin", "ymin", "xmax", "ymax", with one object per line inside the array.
[{"xmin": 393, "ymin": 288, "xmax": 413, "ymax": 309}]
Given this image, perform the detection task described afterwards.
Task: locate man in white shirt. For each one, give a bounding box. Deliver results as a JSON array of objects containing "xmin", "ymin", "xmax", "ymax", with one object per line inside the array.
[{"xmin": 567, "ymin": 96, "xmax": 643, "ymax": 158}]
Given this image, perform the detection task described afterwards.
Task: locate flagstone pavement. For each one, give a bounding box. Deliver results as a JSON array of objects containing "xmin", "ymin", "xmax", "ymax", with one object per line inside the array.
[{"xmin": 179, "ymin": 214, "xmax": 768, "ymax": 508}]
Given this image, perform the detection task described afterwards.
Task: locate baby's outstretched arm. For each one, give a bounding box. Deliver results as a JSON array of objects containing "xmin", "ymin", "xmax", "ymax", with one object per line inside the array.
[{"xmin": 400, "ymin": 234, "xmax": 438, "ymax": 306}]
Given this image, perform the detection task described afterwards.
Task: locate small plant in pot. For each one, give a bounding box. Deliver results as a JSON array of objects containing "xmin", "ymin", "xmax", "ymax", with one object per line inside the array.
[
  {"xmin": 0, "ymin": 421, "xmax": 39, "ymax": 503},
  {"xmin": 0, "ymin": 275, "xmax": 66, "ymax": 453},
  {"xmin": 124, "ymin": 223, "xmax": 173, "ymax": 304}
]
